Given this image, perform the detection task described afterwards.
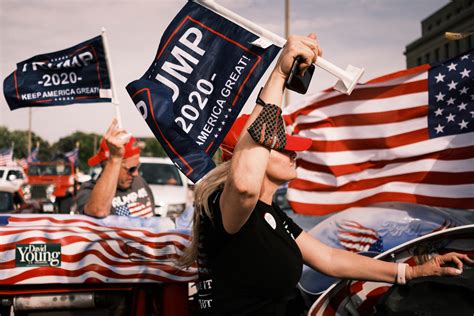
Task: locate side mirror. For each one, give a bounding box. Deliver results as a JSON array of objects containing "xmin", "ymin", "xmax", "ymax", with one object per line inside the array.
[{"xmin": 8, "ymin": 174, "xmax": 17, "ymax": 181}]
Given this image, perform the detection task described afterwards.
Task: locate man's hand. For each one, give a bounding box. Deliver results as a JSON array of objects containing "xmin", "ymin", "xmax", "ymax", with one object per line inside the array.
[{"xmin": 103, "ymin": 118, "xmax": 131, "ymax": 159}]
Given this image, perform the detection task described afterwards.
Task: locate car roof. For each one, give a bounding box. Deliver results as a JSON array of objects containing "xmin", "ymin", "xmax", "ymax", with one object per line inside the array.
[{"xmin": 0, "ymin": 166, "xmax": 24, "ymax": 171}]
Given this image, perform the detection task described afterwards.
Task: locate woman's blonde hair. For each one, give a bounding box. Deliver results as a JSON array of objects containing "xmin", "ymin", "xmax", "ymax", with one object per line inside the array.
[{"xmin": 178, "ymin": 160, "xmax": 232, "ymax": 268}]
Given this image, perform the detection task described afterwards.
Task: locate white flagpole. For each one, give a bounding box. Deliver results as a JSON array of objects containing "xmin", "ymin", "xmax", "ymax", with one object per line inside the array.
[
  {"xmin": 284, "ymin": 0, "xmax": 290, "ymax": 107},
  {"xmin": 10, "ymin": 141, "xmax": 15, "ymax": 165},
  {"xmin": 101, "ymin": 27, "xmax": 123, "ymax": 128},
  {"xmin": 195, "ymin": 0, "xmax": 364, "ymax": 95},
  {"xmin": 195, "ymin": 0, "xmax": 286, "ymax": 47}
]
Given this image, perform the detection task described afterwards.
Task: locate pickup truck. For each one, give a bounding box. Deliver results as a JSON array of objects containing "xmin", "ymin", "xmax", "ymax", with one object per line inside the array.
[{"xmin": 22, "ymin": 161, "xmax": 76, "ymax": 213}]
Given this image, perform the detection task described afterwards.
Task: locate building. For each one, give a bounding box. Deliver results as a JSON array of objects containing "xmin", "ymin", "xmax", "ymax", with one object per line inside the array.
[{"xmin": 405, "ymin": 0, "xmax": 474, "ymax": 68}]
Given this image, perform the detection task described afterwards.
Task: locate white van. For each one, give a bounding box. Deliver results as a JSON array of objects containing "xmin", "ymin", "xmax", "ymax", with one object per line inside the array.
[{"xmin": 139, "ymin": 157, "xmax": 190, "ymax": 218}]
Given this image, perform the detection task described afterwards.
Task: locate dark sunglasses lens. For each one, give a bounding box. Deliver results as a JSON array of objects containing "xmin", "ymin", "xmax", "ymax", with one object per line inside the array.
[{"xmin": 127, "ymin": 166, "xmax": 139, "ymax": 174}]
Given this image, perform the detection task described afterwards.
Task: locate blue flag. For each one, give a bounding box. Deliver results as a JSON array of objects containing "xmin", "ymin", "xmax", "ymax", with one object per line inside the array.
[
  {"xmin": 27, "ymin": 147, "xmax": 39, "ymax": 163},
  {"xmin": 126, "ymin": 1, "xmax": 281, "ymax": 182},
  {"xmin": 64, "ymin": 148, "xmax": 79, "ymax": 167},
  {"xmin": 3, "ymin": 36, "xmax": 112, "ymax": 110}
]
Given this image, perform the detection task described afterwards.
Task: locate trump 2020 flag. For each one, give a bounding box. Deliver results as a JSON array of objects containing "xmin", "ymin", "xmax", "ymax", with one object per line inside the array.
[
  {"xmin": 285, "ymin": 49, "xmax": 474, "ymax": 215},
  {"xmin": 3, "ymin": 36, "xmax": 112, "ymax": 110},
  {"xmin": 126, "ymin": 0, "xmax": 281, "ymax": 182}
]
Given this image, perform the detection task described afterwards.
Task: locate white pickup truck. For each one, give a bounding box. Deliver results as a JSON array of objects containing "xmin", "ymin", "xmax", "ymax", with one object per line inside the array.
[{"xmin": 0, "ymin": 166, "xmax": 26, "ymax": 192}]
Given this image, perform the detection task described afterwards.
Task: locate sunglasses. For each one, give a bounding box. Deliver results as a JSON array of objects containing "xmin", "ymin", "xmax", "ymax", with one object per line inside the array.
[{"xmin": 123, "ymin": 164, "xmax": 140, "ymax": 175}]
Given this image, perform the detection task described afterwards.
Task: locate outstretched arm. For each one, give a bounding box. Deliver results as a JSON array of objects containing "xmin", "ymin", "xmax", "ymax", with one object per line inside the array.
[{"xmin": 296, "ymin": 231, "xmax": 473, "ymax": 283}]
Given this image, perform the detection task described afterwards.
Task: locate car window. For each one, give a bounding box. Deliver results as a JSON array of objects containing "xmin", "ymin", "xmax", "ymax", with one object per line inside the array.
[
  {"xmin": 28, "ymin": 164, "xmax": 71, "ymax": 176},
  {"xmin": 0, "ymin": 192, "xmax": 13, "ymax": 212},
  {"xmin": 0, "ymin": 170, "xmax": 4, "ymax": 179},
  {"xmin": 7, "ymin": 170, "xmax": 23, "ymax": 179},
  {"xmin": 139, "ymin": 163, "xmax": 183, "ymax": 186}
]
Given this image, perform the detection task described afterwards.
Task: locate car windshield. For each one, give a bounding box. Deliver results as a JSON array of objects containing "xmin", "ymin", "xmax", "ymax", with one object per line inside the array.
[
  {"xmin": 28, "ymin": 164, "xmax": 71, "ymax": 176},
  {"xmin": 139, "ymin": 163, "xmax": 182, "ymax": 186}
]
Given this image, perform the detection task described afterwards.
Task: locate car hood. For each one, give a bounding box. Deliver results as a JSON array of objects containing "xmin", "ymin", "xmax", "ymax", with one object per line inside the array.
[
  {"xmin": 0, "ymin": 181, "xmax": 18, "ymax": 193},
  {"xmin": 148, "ymin": 184, "xmax": 188, "ymax": 205}
]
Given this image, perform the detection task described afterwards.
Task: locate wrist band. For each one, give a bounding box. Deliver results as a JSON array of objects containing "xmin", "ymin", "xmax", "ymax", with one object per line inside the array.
[{"xmin": 397, "ymin": 263, "xmax": 408, "ymax": 285}]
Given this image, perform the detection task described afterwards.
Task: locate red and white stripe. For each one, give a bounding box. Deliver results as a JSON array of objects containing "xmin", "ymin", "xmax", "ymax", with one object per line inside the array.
[
  {"xmin": 284, "ymin": 65, "xmax": 474, "ymax": 215},
  {"xmin": 0, "ymin": 215, "xmax": 197, "ymax": 285},
  {"xmin": 0, "ymin": 149, "xmax": 13, "ymax": 166},
  {"xmin": 16, "ymin": 158, "xmax": 28, "ymax": 169},
  {"xmin": 309, "ymin": 280, "xmax": 392, "ymax": 316},
  {"xmin": 337, "ymin": 220, "xmax": 380, "ymax": 253},
  {"xmin": 128, "ymin": 201, "xmax": 153, "ymax": 218}
]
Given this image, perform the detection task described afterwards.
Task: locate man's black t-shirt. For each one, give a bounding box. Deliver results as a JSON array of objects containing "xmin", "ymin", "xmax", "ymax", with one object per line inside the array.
[{"xmin": 197, "ymin": 190, "xmax": 303, "ymax": 315}]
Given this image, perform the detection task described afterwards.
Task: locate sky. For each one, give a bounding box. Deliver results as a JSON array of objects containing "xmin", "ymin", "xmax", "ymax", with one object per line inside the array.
[{"xmin": 0, "ymin": 0, "xmax": 449, "ymax": 143}]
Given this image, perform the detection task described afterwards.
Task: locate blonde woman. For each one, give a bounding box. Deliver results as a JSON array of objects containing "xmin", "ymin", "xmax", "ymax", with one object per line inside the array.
[{"xmin": 180, "ymin": 34, "xmax": 473, "ymax": 315}]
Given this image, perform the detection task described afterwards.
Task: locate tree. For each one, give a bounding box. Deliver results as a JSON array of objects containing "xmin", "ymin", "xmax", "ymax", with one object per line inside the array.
[
  {"xmin": 50, "ymin": 131, "xmax": 101, "ymax": 172},
  {"xmin": 1, "ymin": 127, "xmax": 221, "ymax": 171},
  {"xmin": 139, "ymin": 137, "xmax": 167, "ymax": 157},
  {"xmin": 0, "ymin": 127, "xmax": 49, "ymax": 160}
]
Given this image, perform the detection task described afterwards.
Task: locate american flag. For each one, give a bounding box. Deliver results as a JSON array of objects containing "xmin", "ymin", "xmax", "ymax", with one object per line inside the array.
[
  {"xmin": 16, "ymin": 158, "xmax": 28, "ymax": 169},
  {"xmin": 285, "ymin": 50, "xmax": 474, "ymax": 215},
  {"xmin": 0, "ymin": 148, "xmax": 13, "ymax": 166},
  {"xmin": 336, "ymin": 220, "xmax": 383, "ymax": 253},
  {"xmin": 0, "ymin": 214, "xmax": 197, "ymax": 285},
  {"xmin": 116, "ymin": 201, "xmax": 153, "ymax": 218}
]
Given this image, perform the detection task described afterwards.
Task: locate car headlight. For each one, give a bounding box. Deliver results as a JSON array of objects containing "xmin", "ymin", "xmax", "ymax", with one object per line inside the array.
[
  {"xmin": 166, "ymin": 203, "xmax": 186, "ymax": 219},
  {"xmin": 22, "ymin": 185, "xmax": 31, "ymax": 199},
  {"xmin": 46, "ymin": 185, "xmax": 56, "ymax": 201},
  {"xmin": 23, "ymin": 185, "xmax": 31, "ymax": 194},
  {"xmin": 46, "ymin": 184, "xmax": 55, "ymax": 194}
]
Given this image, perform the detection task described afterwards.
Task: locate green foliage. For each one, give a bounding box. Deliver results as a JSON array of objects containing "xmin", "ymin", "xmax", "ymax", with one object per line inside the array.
[
  {"xmin": 138, "ymin": 137, "xmax": 167, "ymax": 158},
  {"xmin": 0, "ymin": 127, "xmax": 170, "ymax": 171},
  {"xmin": 0, "ymin": 127, "xmax": 50, "ymax": 161},
  {"xmin": 50, "ymin": 131, "xmax": 101, "ymax": 172}
]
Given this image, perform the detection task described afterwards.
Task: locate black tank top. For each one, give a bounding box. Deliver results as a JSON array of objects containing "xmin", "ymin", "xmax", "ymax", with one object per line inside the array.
[{"xmin": 197, "ymin": 190, "xmax": 303, "ymax": 315}]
